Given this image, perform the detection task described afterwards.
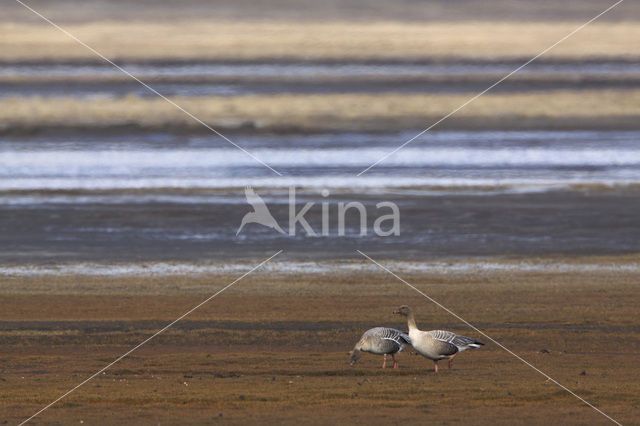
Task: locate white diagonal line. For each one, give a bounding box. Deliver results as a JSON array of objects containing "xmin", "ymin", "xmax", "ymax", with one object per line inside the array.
[
  {"xmin": 19, "ymin": 250, "xmax": 283, "ymax": 425},
  {"xmin": 357, "ymin": 0, "xmax": 625, "ymax": 176},
  {"xmin": 13, "ymin": 0, "xmax": 283, "ymax": 177},
  {"xmin": 356, "ymin": 250, "xmax": 622, "ymax": 426}
]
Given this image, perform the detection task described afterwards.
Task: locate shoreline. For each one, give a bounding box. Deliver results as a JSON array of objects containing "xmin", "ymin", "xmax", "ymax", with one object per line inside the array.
[{"xmin": 3, "ymin": 256, "xmax": 640, "ymax": 279}]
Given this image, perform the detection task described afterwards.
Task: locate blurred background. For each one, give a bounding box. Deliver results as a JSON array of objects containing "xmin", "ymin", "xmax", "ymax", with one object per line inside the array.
[{"xmin": 1, "ymin": 0, "xmax": 640, "ymax": 264}]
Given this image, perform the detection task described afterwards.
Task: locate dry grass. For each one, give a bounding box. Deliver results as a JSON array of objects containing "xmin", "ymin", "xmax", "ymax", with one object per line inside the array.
[
  {"xmin": 2, "ymin": 90, "xmax": 640, "ymax": 132},
  {"xmin": 2, "ymin": 264, "xmax": 640, "ymax": 325},
  {"xmin": 2, "ymin": 350, "xmax": 637, "ymax": 425},
  {"xmin": 1, "ymin": 266, "xmax": 639, "ymax": 424},
  {"xmin": 1, "ymin": 21, "xmax": 638, "ymax": 62}
]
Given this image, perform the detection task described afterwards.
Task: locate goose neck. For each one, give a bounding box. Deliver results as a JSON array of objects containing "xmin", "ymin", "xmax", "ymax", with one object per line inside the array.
[{"xmin": 406, "ymin": 311, "xmax": 418, "ymax": 331}]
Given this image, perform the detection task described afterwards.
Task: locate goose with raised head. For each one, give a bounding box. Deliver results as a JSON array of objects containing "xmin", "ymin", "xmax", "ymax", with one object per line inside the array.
[
  {"xmin": 393, "ymin": 305, "xmax": 484, "ymax": 373},
  {"xmin": 349, "ymin": 327, "xmax": 411, "ymax": 368}
]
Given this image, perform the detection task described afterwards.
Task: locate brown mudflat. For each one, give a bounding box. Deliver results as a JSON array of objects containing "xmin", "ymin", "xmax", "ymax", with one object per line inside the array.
[{"xmin": 1, "ymin": 267, "xmax": 639, "ymax": 424}]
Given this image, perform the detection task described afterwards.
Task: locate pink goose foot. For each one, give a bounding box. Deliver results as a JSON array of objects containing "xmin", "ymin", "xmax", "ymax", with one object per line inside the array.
[{"xmin": 448, "ymin": 352, "xmax": 458, "ymax": 370}]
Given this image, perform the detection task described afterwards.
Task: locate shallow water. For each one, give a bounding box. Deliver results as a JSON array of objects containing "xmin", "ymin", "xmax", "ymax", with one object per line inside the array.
[
  {"xmin": 3, "ymin": 59, "xmax": 640, "ymax": 263},
  {"xmin": 5, "ymin": 61, "xmax": 640, "ymax": 78},
  {"xmin": 2, "ymin": 130, "xmax": 640, "ymax": 194},
  {"xmin": 3, "ymin": 190, "xmax": 640, "ymax": 263}
]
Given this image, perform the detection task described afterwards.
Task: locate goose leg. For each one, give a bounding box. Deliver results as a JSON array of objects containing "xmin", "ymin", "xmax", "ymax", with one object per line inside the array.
[
  {"xmin": 448, "ymin": 352, "xmax": 458, "ymax": 370},
  {"xmin": 382, "ymin": 354, "xmax": 387, "ymax": 369},
  {"xmin": 433, "ymin": 360, "xmax": 439, "ymax": 373},
  {"xmin": 392, "ymin": 353, "xmax": 398, "ymax": 369}
]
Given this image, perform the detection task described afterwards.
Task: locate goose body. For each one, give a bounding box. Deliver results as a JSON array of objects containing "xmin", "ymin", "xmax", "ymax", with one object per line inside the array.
[
  {"xmin": 393, "ymin": 305, "xmax": 484, "ymax": 372},
  {"xmin": 349, "ymin": 327, "xmax": 411, "ymax": 368}
]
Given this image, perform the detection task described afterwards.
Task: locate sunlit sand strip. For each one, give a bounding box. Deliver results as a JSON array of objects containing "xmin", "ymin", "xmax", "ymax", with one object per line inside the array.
[
  {"xmin": 2, "ymin": 91, "xmax": 640, "ymax": 130},
  {"xmin": 2, "ymin": 21, "xmax": 639, "ymax": 62}
]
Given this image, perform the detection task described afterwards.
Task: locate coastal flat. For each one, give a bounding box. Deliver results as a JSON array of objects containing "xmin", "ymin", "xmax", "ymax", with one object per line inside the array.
[
  {"xmin": 1, "ymin": 265, "xmax": 639, "ymax": 424},
  {"xmin": 2, "ymin": 1, "xmax": 639, "ymax": 424}
]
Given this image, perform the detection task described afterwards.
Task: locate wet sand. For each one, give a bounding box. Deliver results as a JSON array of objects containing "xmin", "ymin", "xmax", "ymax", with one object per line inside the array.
[
  {"xmin": 3, "ymin": 190, "xmax": 640, "ymax": 264},
  {"xmin": 1, "ymin": 268, "xmax": 639, "ymax": 424},
  {"xmin": 5, "ymin": 73, "xmax": 639, "ymax": 99},
  {"xmin": 3, "ymin": 60, "xmax": 640, "ymax": 100}
]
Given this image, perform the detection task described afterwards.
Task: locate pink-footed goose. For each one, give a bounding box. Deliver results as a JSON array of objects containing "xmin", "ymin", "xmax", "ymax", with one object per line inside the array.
[
  {"xmin": 393, "ymin": 305, "xmax": 484, "ymax": 373},
  {"xmin": 349, "ymin": 327, "xmax": 411, "ymax": 368}
]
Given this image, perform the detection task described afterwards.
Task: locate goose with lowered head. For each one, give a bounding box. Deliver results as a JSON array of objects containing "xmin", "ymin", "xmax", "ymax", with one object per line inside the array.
[{"xmin": 349, "ymin": 327, "xmax": 411, "ymax": 368}]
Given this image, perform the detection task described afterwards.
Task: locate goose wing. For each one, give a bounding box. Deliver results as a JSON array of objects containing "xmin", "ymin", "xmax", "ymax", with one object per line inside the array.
[
  {"xmin": 375, "ymin": 327, "xmax": 411, "ymax": 347},
  {"xmin": 429, "ymin": 330, "xmax": 483, "ymax": 350}
]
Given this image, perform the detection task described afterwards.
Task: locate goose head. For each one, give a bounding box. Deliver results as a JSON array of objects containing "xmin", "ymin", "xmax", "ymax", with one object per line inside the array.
[
  {"xmin": 349, "ymin": 349, "xmax": 362, "ymax": 366},
  {"xmin": 393, "ymin": 305, "xmax": 412, "ymax": 316}
]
